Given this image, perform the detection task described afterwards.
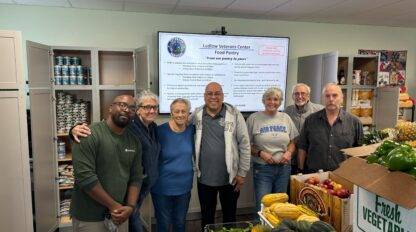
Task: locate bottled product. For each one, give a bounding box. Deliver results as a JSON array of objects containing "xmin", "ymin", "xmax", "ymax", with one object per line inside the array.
[{"xmin": 338, "ymin": 68, "xmax": 346, "ymax": 85}]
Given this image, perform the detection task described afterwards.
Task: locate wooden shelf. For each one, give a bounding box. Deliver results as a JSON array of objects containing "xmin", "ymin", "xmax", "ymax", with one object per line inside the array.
[
  {"xmin": 54, "ymin": 85, "xmax": 93, "ymax": 90},
  {"xmin": 59, "ymin": 185, "xmax": 73, "ymax": 190},
  {"xmin": 59, "ymin": 215, "xmax": 72, "ymax": 227},
  {"xmin": 58, "ymin": 153, "xmax": 72, "ymax": 162}
]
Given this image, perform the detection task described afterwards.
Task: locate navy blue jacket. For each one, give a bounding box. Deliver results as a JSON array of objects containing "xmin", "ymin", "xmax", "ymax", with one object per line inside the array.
[{"xmin": 128, "ymin": 115, "xmax": 160, "ymax": 206}]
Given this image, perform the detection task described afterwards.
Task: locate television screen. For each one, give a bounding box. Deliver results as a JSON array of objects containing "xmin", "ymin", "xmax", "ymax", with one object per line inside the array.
[{"xmin": 158, "ymin": 31, "xmax": 289, "ymax": 113}]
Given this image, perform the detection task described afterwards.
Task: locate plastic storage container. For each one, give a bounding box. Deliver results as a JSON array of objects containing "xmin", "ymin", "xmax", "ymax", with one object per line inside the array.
[{"xmin": 204, "ymin": 221, "xmax": 254, "ymax": 232}]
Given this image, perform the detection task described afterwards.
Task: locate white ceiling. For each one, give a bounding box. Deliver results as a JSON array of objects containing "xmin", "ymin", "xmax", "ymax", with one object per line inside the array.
[{"xmin": 3, "ymin": 0, "xmax": 416, "ymax": 28}]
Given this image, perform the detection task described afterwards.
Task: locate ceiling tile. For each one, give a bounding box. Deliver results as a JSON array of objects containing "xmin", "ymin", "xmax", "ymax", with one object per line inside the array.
[
  {"xmin": 69, "ymin": 0, "xmax": 123, "ymax": 11},
  {"xmin": 172, "ymin": 7, "xmax": 222, "ymax": 17},
  {"xmin": 124, "ymin": 1, "xmax": 174, "ymax": 13},
  {"xmin": 311, "ymin": 0, "xmax": 404, "ymax": 18},
  {"xmin": 267, "ymin": 0, "xmax": 344, "ymax": 18},
  {"xmin": 177, "ymin": 0, "xmax": 234, "ymax": 9},
  {"xmin": 126, "ymin": 0, "xmax": 177, "ymax": 4},
  {"xmin": 226, "ymin": 0, "xmax": 288, "ymax": 11},
  {"xmin": 14, "ymin": 0, "xmax": 70, "ymax": 7}
]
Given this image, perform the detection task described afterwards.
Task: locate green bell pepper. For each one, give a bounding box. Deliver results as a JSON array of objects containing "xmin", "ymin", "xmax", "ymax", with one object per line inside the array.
[
  {"xmin": 386, "ymin": 145, "xmax": 415, "ymax": 171},
  {"xmin": 377, "ymin": 155, "xmax": 389, "ymax": 167},
  {"xmin": 374, "ymin": 140, "xmax": 401, "ymax": 157},
  {"xmin": 366, "ymin": 154, "xmax": 380, "ymax": 164}
]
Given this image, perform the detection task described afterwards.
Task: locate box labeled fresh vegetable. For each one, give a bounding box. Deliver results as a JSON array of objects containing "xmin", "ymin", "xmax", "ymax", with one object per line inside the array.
[
  {"xmin": 333, "ymin": 156, "xmax": 416, "ymax": 232},
  {"xmin": 353, "ymin": 186, "xmax": 416, "ymax": 232}
]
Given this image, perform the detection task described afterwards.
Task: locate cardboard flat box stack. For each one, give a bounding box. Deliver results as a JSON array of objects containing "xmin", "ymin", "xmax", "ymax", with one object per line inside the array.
[
  {"xmin": 334, "ymin": 156, "xmax": 416, "ymax": 232},
  {"xmin": 290, "ymin": 171, "xmax": 354, "ymax": 232}
]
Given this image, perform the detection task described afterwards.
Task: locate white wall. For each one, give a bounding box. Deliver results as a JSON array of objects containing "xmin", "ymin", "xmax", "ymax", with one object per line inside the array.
[{"xmin": 1, "ymin": 4, "xmax": 416, "ymax": 104}]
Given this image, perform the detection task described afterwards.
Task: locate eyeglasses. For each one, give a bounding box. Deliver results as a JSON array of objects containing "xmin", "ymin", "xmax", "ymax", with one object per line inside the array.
[
  {"xmin": 140, "ymin": 105, "xmax": 159, "ymax": 111},
  {"xmin": 112, "ymin": 102, "xmax": 137, "ymax": 113},
  {"xmin": 294, "ymin": 92, "xmax": 308, "ymax": 97},
  {"xmin": 205, "ymin": 91, "xmax": 223, "ymax": 97}
]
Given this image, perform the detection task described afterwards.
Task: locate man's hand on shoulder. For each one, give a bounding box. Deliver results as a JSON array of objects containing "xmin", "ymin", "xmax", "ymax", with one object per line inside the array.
[{"xmin": 72, "ymin": 123, "xmax": 91, "ymax": 143}]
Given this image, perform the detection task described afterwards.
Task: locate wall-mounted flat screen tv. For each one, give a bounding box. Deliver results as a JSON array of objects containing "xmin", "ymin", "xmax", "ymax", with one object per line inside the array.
[{"xmin": 158, "ymin": 31, "xmax": 290, "ymax": 113}]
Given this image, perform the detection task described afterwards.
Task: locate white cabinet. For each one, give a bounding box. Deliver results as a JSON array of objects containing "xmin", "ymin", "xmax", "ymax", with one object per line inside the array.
[
  {"xmin": 298, "ymin": 52, "xmax": 400, "ymax": 130},
  {"xmin": 0, "ymin": 30, "xmax": 33, "ymax": 232},
  {"xmin": 27, "ymin": 41, "xmax": 150, "ymax": 230},
  {"xmin": 297, "ymin": 51, "xmax": 338, "ymax": 104}
]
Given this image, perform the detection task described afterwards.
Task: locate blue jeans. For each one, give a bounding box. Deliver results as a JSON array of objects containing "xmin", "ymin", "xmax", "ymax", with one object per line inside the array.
[
  {"xmin": 253, "ymin": 162, "xmax": 291, "ymax": 212},
  {"xmin": 151, "ymin": 192, "xmax": 191, "ymax": 232},
  {"xmin": 129, "ymin": 188, "xmax": 149, "ymax": 232}
]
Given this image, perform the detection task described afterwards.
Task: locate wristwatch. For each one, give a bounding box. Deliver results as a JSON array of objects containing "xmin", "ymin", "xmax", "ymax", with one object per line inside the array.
[{"xmin": 257, "ymin": 150, "xmax": 262, "ymax": 157}]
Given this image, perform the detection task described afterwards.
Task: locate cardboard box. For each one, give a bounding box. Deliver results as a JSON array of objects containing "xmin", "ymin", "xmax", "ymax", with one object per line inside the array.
[
  {"xmin": 333, "ymin": 156, "xmax": 416, "ymax": 232},
  {"xmin": 290, "ymin": 172, "xmax": 354, "ymax": 232},
  {"xmin": 340, "ymin": 143, "xmax": 380, "ymax": 157}
]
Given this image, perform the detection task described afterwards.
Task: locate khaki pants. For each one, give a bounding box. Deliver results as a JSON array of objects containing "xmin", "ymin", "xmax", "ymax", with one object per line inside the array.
[{"xmin": 72, "ymin": 217, "xmax": 128, "ymax": 232}]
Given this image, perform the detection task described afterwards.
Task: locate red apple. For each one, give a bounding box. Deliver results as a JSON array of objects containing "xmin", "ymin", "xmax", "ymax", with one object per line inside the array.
[
  {"xmin": 304, "ymin": 177, "xmax": 320, "ymax": 185},
  {"xmin": 304, "ymin": 178, "xmax": 315, "ymax": 185},
  {"xmin": 317, "ymin": 183, "xmax": 328, "ymax": 189},
  {"xmin": 311, "ymin": 176, "xmax": 320, "ymax": 185},
  {"xmin": 336, "ymin": 189, "xmax": 351, "ymax": 199},
  {"xmin": 326, "ymin": 183, "xmax": 335, "ymax": 189},
  {"xmin": 327, "ymin": 189, "xmax": 337, "ymax": 195},
  {"xmin": 323, "ymin": 178, "xmax": 333, "ymax": 185}
]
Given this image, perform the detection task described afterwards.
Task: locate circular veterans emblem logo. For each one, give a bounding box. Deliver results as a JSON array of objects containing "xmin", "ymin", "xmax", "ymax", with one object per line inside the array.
[
  {"xmin": 298, "ymin": 186, "xmax": 327, "ymax": 216},
  {"xmin": 167, "ymin": 37, "xmax": 186, "ymax": 57}
]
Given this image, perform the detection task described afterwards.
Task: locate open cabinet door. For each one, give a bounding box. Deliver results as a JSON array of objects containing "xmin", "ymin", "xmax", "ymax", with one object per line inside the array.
[
  {"xmin": 134, "ymin": 45, "xmax": 153, "ymax": 230},
  {"xmin": 135, "ymin": 45, "xmax": 151, "ymax": 94},
  {"xmin": 27, "ymin": 41, "xmax": 59, "ymax": 232},
  {"xmin": 298, "ymin": 51, "xmax": 338, "ymax": 104},
  {"xmin": 374, "ymin": 87, "xmax": 400, "ymax": 130},
  {"xmin": 0, "ymin": 30, "xmax": 34, "ymax": 232}
]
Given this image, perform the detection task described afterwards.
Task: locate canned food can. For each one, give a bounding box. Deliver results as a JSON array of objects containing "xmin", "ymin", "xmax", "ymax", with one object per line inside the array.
[
  {"xmin": 62, "ymin": 75, "xmax": 69, "ymax": 85},
  {"xmin": 69, "ymin": 65, "xmax": 76, "ymax": 75},
  {"xmin": 55, "ymin": 56, "xmax": 63, "ymax": 65},
  {"xmin": 76, "ymin": 65, "xmax": 83, "ymax": 75},
  {"xmin": 63, "ymin": 56, "xmax": 71, "ymax": 65},
  {"xmin": 83, "ymin": 67, "xmax": 91, "ymax": 77},
  {"xmin": 77, "ymin": 75, "xmax": 84, "ymax": 85},
  {"xmin": 71, "ymin": 56, "xmax": 80, "ymax": 65},
  {"xmin": 58, "ymin": 142, "xmax": 66, "ymax": 159},
  {"xmin": 55, "ymin": 75, "xmax": 62, "ymax": 85},
  {"xmin": 69, "ymin": 75, "xmax": 77, "ymax": 85},
  {"xmin": 54, "ymin": 65, "xmax": 62, "ymax": 75},
  {"xmin": 61, "ymin": 65, "xmax": 69, "ymax": 75}
]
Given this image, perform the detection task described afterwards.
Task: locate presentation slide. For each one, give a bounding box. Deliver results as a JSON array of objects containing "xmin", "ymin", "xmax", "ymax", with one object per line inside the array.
[{"xmin": 158, "ymin": 32, "xmax": 289, "ymax": 113}]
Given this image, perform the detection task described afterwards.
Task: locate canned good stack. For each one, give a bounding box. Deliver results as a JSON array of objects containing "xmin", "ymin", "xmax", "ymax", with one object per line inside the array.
[
  {"xmin": 60, "ymin": 199, "xmax": 71, "ymax": 217},
  {"xmin": 54, "ymin": 55, "xmax": 90, "ymax": 85},
  {"xmin": 58, "ymin": 164, "xmax": 74, "ymax": 188},
  {"xmin": 56, "ymin": 92, "xmax": 90, "ymax": 134},
  {"xmin": 57, "ymin": 141, "xmax": 66, "ymax": 159}
]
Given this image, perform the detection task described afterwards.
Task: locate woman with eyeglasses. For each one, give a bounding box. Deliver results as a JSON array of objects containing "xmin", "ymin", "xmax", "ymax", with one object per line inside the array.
[
  {"xmin": 151, "ymin": 98, "xmax": 194, "ymax": 232},
  {"xmin": 70, "ymin": 89, "xmax": 161, "ymax": 232},
  {"xmin": 246, "ymin": 87, "xmax": 299, "ymax": 214}
]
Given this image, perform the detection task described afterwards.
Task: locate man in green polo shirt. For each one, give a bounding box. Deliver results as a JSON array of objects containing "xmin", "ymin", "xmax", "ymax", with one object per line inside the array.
[{"xmin": 71, "ymin": 95, "xmax": 143, "ymax": 232}]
